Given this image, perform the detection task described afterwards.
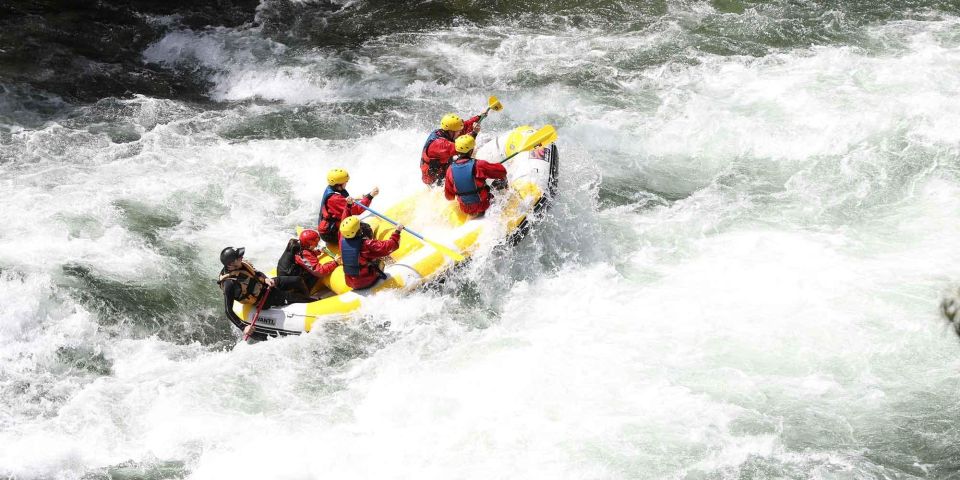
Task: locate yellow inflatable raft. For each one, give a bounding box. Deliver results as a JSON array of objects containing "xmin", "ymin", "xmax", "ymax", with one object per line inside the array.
[{"xmin": 236, "ymin": 125, "xmax": 559, "ymax": 336}]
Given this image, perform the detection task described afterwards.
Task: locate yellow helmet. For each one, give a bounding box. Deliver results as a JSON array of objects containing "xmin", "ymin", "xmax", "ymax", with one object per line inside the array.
[
  {"xmin": 440, "ymin": 113, "xmax": 464, "ymax": 132},
  {"xmin": 327, "ymin": 168, "xmax": 349, "ymax": 186},
  {"xmin": 454, "ymin": 135, "xmax": 475, "ymax": 154},
  {"xmin": 340, "ymin": 215, "xmax": 362, "ymax": 238}
]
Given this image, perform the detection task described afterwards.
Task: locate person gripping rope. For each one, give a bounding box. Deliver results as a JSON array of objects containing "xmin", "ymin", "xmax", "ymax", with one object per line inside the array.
[
  {"xmin": 420, "ymin": 112, "xmax": 482, "ymax": 186},
  {"xmin": 338, "ymin": 215, "xmax": 403, "ymax": 290},
  {"xmin": 218, "ymin": 247, "xmax": 300, "ymax": 339},
  {"xmin": 444, "ymin": 135, "xmax": 508, "ymax": 216},
  {"xmin": 317, "ymin": 168, "xmax": 378, "ymax": 245}
]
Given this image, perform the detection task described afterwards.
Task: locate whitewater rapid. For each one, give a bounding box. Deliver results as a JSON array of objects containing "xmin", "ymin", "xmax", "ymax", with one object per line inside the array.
[{"xmin": 1, "ymin": 3, "xmax": 960, "ymax": 479}]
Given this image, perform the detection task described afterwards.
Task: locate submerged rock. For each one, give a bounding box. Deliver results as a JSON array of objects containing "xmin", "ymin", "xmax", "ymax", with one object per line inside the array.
[{"xmin": 0, "ymin": 0, "xmax": 259, "ymax": 103}]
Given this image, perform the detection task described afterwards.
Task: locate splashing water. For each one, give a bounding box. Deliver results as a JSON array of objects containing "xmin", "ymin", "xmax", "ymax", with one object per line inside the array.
[{"xmin": 1, "ymin": 1, "xmax": 960, "ymax": 478}]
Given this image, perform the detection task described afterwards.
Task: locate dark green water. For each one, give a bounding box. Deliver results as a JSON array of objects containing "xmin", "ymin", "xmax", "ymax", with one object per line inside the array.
[{"xmin": 1, "ymin": 1, "xmax": 960, "ymax": 478}]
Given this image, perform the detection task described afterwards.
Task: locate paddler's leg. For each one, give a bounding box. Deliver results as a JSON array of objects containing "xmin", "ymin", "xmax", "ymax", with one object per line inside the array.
[{"xmin": 267, "ymin": 276, "xmax": 301, "ymax": 306}]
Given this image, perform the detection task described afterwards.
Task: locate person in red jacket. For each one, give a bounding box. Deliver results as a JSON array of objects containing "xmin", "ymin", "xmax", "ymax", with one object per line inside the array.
[
  {"xmin": 338, "ymin": 215, "xmax": 404, "ymax": 290},
  {"xmin": 276, "ymin": 229, "xmax": 340, "ymax": 300},
  {"xmin": 295, "ymin": 229, "xmax": 339, "ymax": 290},
  {"xmin": 444, "ymin": 135, "xmax": 508, "ymax": 216},
  {"xmin": 420, "ymin": 112, "xmax": 482, "ymax": 186},
  {"xmin": 318, "ymin": 168, "xmax": 378, "ymax": 245}
]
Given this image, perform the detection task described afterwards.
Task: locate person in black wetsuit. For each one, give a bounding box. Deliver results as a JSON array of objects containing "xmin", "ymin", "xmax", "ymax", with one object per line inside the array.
[{"xmin": 217, "ymin": 246, "xmax": 299, "ymax": 339}]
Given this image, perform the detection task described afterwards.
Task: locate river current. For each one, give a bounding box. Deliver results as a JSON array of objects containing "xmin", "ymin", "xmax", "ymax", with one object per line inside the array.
[{"xmin": 1, "ymin": 1, "xmax": 960, "ymax": 478}]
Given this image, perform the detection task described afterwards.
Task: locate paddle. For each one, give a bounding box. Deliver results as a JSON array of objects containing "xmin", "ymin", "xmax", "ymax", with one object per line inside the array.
[
  {"xmin": 320, "ymin": 245, "xmax": 338, "ymax": 260},
  {"xmin": 243, "ymin": 286, "xmax": 271, "ymax": 341},
  {"xmin": 352, "ymin": 203, "xmax": 465, "ymax": 262},
  {"xmin": 497, "ymin": 125, "xmax": 558, "ymax": 164},
  {"xmin": 478, "ymin": 95, "xmax": 503, "ymax": 122}
]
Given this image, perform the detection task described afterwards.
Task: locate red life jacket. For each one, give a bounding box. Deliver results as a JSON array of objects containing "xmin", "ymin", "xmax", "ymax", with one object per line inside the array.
[
  {"xmin": 317, "ymin": 186, "xmax": 349, "ymax": 237},
  {"xmin": 421, "ymin": 129, "xmax": 450, "ymax": 171}
]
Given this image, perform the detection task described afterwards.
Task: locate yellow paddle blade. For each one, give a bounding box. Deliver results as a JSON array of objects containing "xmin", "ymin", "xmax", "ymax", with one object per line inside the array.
[
  {"xmin": 427, "ymin": 239, "xmax": 465, "ymax": 262},
  {"xmin": 498, "ymin": 125, "xmax": 559, "ymax": 164},
  {"xmin": 520, "ymin": 124, "xmax": 557, "ymax": 151},
  {"xmin": 296, "ymin": 226, "xmax": 304, "ymax": 235},
  {"xmin": 403, "ymin": 231, "xmax": 465, "ymax": 262},
  {"xmin": 488, "ymin": 95, "xmax": 503, "ymax": 112}
]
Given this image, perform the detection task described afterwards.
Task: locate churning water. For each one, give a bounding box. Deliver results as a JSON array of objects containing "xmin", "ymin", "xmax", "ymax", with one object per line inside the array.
[{"xmin": 2, "ymin": 1, "xmax": 960, "ymax": 478}]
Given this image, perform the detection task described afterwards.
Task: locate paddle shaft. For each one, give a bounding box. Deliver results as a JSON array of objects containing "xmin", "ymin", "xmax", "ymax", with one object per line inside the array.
[
  {"xmin": 352, "ymin": 203, "xmax": 428, "ymax": 242},
  {"xmin": 497, "ymin": 149, "xmax": 525, "ymax": 164},
  {"xmin": 478, "ymin": 107, "xmax": 494, "ymax": 123},
  {"xmin": 352, "ymin": 202, "xmax": 465, "ymax": 262},
  {"xmin": 321, "ymin": 246, "xmax": 337, "ymax": 259},
  {"xmin": 243, "ymin": 286, "xmax": 271, "ymax": 341}
]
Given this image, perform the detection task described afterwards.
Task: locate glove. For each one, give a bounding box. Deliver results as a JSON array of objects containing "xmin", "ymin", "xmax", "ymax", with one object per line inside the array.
[{"xmin": 491, "ymin": 179, "xmax": 508, "ymax": 190}]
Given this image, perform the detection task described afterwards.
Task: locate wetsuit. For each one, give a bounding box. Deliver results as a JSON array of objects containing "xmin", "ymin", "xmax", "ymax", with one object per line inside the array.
[{"xmin": 219, "ymin": 265, "xmax": 299, "ymax": 338}]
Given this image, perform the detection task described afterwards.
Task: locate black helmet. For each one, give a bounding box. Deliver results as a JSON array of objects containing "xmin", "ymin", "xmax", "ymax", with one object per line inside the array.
[{"xmin": 220, "ymin": 246, "xmax": 245, "ymax": 266}]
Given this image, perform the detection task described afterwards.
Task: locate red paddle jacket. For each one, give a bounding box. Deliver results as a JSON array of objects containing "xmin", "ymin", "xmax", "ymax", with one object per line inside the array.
[
  {"xmin": 341, "ymin": 229, "xmax": 402, "ymax": 289},
  {"xmin": 420, "ymin": 115, "xmax": 481, "ymax": 185},
  {"xmin": 318, "ymin": 190, "xmax": 373, "ymax": 238},
  {"xmin": 295, "ymin": 249, "xmax": 339, "ymax": 278},
  {"xmin": 444, "ymin": 157, "xmax": 507, "ymax": 215}
]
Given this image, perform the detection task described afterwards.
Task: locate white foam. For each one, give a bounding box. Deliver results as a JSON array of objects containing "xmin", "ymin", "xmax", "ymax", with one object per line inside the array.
[{"xmin": 3, "ymin": 11, "xmax": 960, "ymax": 480}]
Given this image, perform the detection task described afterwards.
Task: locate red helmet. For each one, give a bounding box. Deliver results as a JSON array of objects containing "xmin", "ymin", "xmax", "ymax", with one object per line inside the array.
[{"xmin": 299, "ymin": 229, "xmax": 320, "ymax": 249}]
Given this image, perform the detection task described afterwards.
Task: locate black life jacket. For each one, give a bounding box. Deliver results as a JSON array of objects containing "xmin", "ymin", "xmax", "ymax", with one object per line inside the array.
[
  {"xmin": 277, "ymin": 239, "xmax": 302, "ymax": 277},
  {"xmin": 450, "ymin": 157, "xmax": 485, "ymax": 205},
  {"xmin": 217, "ymin": 261, "xmax": 264, "ymax": 305},
  {"xmin": 317, "ymin": 186, "xmax": 349, "ymax": 237}
]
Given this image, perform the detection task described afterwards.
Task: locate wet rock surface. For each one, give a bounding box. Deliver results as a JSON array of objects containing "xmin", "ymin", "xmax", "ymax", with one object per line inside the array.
[{"xmin": 0, "ymin": 0, "xmax": 259, "ymax": 103}]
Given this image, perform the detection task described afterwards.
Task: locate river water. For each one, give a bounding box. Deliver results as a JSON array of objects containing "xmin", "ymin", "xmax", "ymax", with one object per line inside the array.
[{"xmin": 1, "ymin": 1, "xmax": 960, "ymax": 478}]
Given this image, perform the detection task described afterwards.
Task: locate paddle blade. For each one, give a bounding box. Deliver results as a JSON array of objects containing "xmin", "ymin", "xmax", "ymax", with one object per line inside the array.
[
  {"xmin": 519, "ymin": 125, "xmax": 557, "ymax": 152},
  {"xmin": 403, "ymin": 231, "xmax": 465, "ymax": 262},
  {"xmin": 427, "ymin": 238, "xmax": 465, "ymax": 262},
  {"xmin": 499, "ymin": 124, "xmax": 559, "ymax": 163},
  {"xmin": 488, "ymin": 95, "xmax": 503, "ymax": 112},
  {"xmin": 353, "ymin": 202, "xmax": 465, "ymax": 262}
]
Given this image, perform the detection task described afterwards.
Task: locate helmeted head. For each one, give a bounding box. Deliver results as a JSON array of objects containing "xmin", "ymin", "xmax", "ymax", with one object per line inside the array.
[
  {"xmin": 440, "ymin": 113, "xmax": 464, "ymax": 132},
  {"xmin": 327, "ymin": 168, "xmax": 350, "ymax": 186},
  {"xmin": 299, "ymin": 229, "xmax": 320, "ymax": 249},
  {"xmin": 340, "ymin": 216, "xmax": 362, "ymax": 239},
  {"xmin": 454, "ymin": 135, "xmax": 475, "ymax": 154},
  {"xmin": 220, "ymin": 246, "xmax": 245, "ymax": 266}
]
